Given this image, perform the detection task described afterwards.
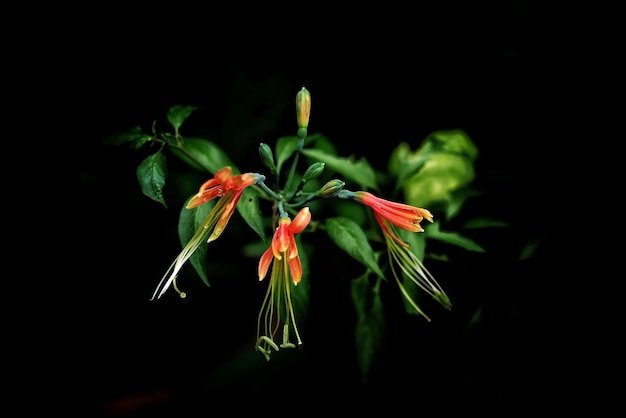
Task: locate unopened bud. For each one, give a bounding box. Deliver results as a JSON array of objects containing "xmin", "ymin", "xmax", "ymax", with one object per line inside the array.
[
  {"xmin": 258, "ymin": 143, "xmax": 276, "ymax": 173},
  {"xmin": 301, "ymin": 162, "xmax": 325, "ymax": 183},
  {"xmin": 318, "ymin": 179, "xmax": 345, "ymax": 198},
  {"xmin": 296, "ymin": 87, "xmax": 311, "ymax": 136}
]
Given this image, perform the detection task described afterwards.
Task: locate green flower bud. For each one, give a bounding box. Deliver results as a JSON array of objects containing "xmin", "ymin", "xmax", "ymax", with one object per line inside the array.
[
  {"xmin": 301, "ymin": 162, "xmax": 325, "ymax": 183},
  {"xmin": 318, "ymin": 179, "xmax": 345, "ymax": 198},
  {"xmin": 258, "ymin": 143, "xmax": 276, "ymax": 173},
  {"xmin": 296, "ymin": 87, "xmax": 311, "ymax": 131}
]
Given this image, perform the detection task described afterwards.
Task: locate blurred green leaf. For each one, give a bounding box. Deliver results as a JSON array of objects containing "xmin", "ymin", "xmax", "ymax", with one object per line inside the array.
[
  {"xmin": 403, "ymin": 152, "xmax": 475, "ymax": 210},
  {"xmin": 136, "ymin": 152, "xmax": 168, "ymax": 208},
  {"xmin": 275, "ymin": 135, "xmax": 299, "ymax": 174},
  {"xmin": 390, "ymin": 130, "xmax": 478, "ymax": 214},
  {"xmin": 463, "ymin": 217, "xmax": 509, "ymax": 229},
  {"xmin": 301, "ymin": 148, "xmax": 379, "ymax": 192},
  {"xmin": 103, "ymin": 126, "xmax": 152, "ymax": 150},
  {"xmin": 444, "ymin": 187, "xmax": 483, "ymax": 220},
  {"xmin": 351, "ymin": 274, "xmax": 385, "ymax": 386},
  {"xmin": 167, "ymin": 105, "xmax": 199, "ymax": 135},
  {"xmin": 388, "ymin": 141, "xmax": 434, "ymax": 191},
  {"xmin": 425, "ymin": 221, "xmax": 486, "ymax": 253},
  {"xmin": 178, "ymin": 197, "xmax": 214, "ymax": 287},
  {"xmin": 170, "ymin": 137, "xmax": 235, "ymax": 174},
  {"xmin": 306, "ymin": 132, "xmax": 336, "ymax": 155},
  {"xmin": 326, "ymin": 217, "xmax": 385, "ymax": 279},
  {"xmin": 291, "ymin": 236, "xmax": 310, "ymax": 325},
  {"xmin": 519, "ymin": 238, "xmax": 541, "ymax": 261},
  {"xmin": 429, "ymin": 129, "xmax": 479, "ymax": 160}
]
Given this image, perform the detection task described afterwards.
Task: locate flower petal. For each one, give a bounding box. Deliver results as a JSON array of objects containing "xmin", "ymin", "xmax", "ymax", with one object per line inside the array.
[
  {"xmin": 289, "ymin": 207, "xmax": 311, "ymax": 234},
  {"xmin": 288, "ymin": 256, "xmax": 303, "ymax": 284},
  {"xmin": 258, "ymin": 247, "xmax": 274, "ymax": 281}
]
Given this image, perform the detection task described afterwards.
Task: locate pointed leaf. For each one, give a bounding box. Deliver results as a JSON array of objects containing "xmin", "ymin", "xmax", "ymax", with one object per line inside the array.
[
  {"xmin": 167, "ymin": 105, "xmax": 199, "ymax": 135},
  {"xmin": 275, "ymin": 135, "xmax": 299, "ymax": 173},
  {"xmin": 462, "ymin": 217, "xmax": 509, "ymax": 229},
  {"xmin": 425, "ymin": 221, "xmax": 486, "ymax": 252},
  {"xmin": 291, "ymin": 236, "xmax": 310, "ymax": 325},
  {"xmin": 429, "ymin": 129, "xmax": 479, "ymax": 160},
  {"xmin": 103, "ymin": 126, "xmax": 152, "ymax": 150},
  {"xmin": 136, "ymin": 152, "xmax": 168, "ymax": 208},
  {"xmin": 351, "ymin": 274, "xmax": 385, "ymax": 386},
  {"xmin": 170, "ymin": 137, "xmax": 235, "ymax": 174},
  {"xmin": 178, "ymin": 198, "xmax": 214, "ymax": 287},
  {"xmin": 301, "ymin": 148, "xmax": 379, "ymax": 192},
  {"xmin": 237, "ymin": 187, "xmax": 267, "ymax": 243},
  {"xmin": 388, "ymin": 141, "xmax": 435, "ymax": 192},
  {"xmin": 326, "ymin": 217, "xmax": 385, "ymax": 279}
]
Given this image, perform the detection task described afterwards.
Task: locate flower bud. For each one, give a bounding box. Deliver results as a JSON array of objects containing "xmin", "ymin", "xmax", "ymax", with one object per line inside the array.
[
  {"xmin": 258, "ymin": 143, "xmax": 276, "ymax": 173},
  {"xmin": 301, "ymin": 162, "xmax": 325, "ymax": 183},
  {"xmin": 318, "ymin": 179, "xmax": 345, "ymax": 198},
  {"xmin": 296, "ymin": 87, "xmax": 311, "ymax": 134}
]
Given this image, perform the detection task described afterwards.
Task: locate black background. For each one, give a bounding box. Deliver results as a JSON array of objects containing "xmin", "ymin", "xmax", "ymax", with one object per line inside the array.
[{"xmin": 18, "ymin": 2, "xmax": 599, "ymax": 416}]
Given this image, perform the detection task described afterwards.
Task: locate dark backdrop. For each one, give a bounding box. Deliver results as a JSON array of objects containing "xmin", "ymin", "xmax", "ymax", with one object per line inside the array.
[{"xmin": 22, "ymin": 2, "xmax": 589, "ymax": 416}]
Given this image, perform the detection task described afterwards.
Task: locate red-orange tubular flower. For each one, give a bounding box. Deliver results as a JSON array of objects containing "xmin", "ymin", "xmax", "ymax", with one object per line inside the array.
[
  {"xmin": 352, "ymin": 191, "xmax": 451, "ymax": 320},
  {"xmin": 151, "ymin": 166, "xmax": 260, "ymax": 301},
  {"xmin": 256, "ymin": 207, "xmax": 311, "ymax": 360}
]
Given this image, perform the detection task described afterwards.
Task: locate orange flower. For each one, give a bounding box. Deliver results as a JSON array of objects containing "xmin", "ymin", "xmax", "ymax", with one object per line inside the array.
[
  {"xmin": 151, "ymin": 167, "xmax": 260, "ymax": 300},
  {"xmin": 256, "ymin": 207, "xmax": 311, "ymax": 360},
  {"xmin": 353, "ymin": 191, "xmax": 433, "ymax": 243},
  {"xmin": 352, "ymin": 191, "xmax": 450, "ymax": 320}
]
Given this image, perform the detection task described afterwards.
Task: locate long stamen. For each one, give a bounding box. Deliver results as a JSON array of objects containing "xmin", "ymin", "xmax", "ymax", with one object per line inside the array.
[
  {"xmin": 150, "ymin": 208, "xmax": 220, "ymax": 300},
  {"xmin": 282, "ymin": 257, "xmax": 302, "ymax": 346}
]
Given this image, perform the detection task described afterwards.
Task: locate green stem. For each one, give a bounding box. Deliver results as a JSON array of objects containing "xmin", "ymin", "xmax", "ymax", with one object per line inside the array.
[{"xmin": 283, "ymin": 138, "xmax": 304, "ymax": 200}]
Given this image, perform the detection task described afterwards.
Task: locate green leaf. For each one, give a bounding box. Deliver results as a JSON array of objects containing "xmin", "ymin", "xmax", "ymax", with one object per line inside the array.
[
  {"xmin": 291, "ymin": 236, "xmax": 310, "ymax": 326},
  {"xmin": 136, "ymin": 152, "xmax": 168, "ymax": 208},
  {"xmin": 178, "ymin": 197, "xmax": 214, "ymax": 287},
  {"xmin": 390, "ymin": 130, "xmax": 479, "ymax": 211},
  {"xmin": 429, "ymin": 129, "xmax": 479, "ymax": 160},
  {"xmin": 462, "ymin": 217, "xmax": 509, "ymax": 229},
  {"xmin": 237, "ymin": 187, "xmax": 267, "ymax": 243},
  {"xmin": 275, "ymin": 135, "xmax": 299, "ymax": 173},
  {"xmin": 300, "ymin": 148, "xmax": 379, "ymax": 192},
  {"xmin": 305, "ymin": 132, "xmax": 336, "ymax": 154},
  {"xmin": 170, "ymin": 137, "xmax": 235, "ymax": 174},
  {"xmin": 326, "ymin": 217, "xmax": 385, "ymax": 279},
  {"xmin": 425, "ymin": 221, "xmax": 486, "ymax": 253},
  {"xmin": 388, "ymin": 141, "xmax": 434, "ymax": 192},
  {"xmin": 519, "ymin": 238, "xmax": 541, "ymax": 261},
  {"xmin": 167, "ymin": 105, "xmax": 199, "ymax": 135},
  {"xmin": 103, "ymin": 126, "xmax": 152, "ymax": 150},
  {"xmin": 351, "ymin": 274, "xmax": 385, "ymax": 386}
]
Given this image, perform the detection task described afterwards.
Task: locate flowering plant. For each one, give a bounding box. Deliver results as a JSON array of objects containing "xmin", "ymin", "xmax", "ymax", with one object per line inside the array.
[{"xmin": 106, "ymin": 87, "xmax": 489, "ymax": 384}]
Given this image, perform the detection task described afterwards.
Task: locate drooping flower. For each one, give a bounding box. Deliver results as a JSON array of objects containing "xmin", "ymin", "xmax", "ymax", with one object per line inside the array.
[
  {"xmin": 256, "ymin": 207, "xmax": 311, "ymax": 360},
  {"xmin": 351, "ymin": 191, "xmax": 451, "ymax": 320},
  {"xmin": 150, "ymin": 166, "xmax": 261, "ymax": 300}
]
